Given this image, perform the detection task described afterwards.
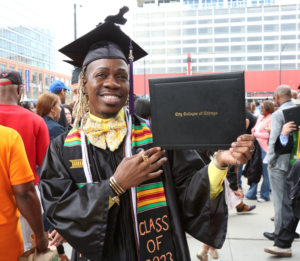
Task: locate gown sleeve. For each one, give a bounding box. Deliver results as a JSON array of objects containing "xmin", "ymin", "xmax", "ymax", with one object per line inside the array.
[
  {"xmin": 166, "ymin": 149, "xmax": 228, "ymax": 249},
  {"xmin": 39, "ymin": 138, "xmax": 110, "ymax": 261}
]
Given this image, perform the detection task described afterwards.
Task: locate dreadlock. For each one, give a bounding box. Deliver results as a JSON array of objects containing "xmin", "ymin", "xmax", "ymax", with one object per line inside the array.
[{"xmin": 73, "ymin": 66, "xmax": 89, "ymax": 129}]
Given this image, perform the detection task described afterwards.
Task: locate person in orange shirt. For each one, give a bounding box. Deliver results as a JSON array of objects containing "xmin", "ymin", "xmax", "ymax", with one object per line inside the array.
[{"xmin": 0, "ymin": 125, "xmax": 48, "ymax": 261}]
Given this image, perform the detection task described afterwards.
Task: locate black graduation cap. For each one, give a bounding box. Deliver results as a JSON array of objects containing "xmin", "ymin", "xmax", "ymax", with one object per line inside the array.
[
  {"xmin": 59, "ymin": 21, "xmax": 147, "ymax": 67},
  {"xmin": 59, "ymin": 8, "xmax": 147, "ymax": 114}
]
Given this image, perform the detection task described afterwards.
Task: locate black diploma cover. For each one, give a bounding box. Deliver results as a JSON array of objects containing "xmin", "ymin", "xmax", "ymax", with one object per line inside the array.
[
  {"xmin": 283, "ymin": 106, "xmax": 300, "ymax": 130},
  {"xmin": 149, "ymin": 71, "xmax": 246, "ymax": 150}
]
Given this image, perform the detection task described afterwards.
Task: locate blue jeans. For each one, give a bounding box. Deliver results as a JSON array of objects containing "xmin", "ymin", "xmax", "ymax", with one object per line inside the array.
[
  {"xmin": 238, "ymin": 164, "xmax": 243, "ymax": 188},
  {"xmin": 245, "ymin": 145, "xmax": 270, "ymax": 201}
]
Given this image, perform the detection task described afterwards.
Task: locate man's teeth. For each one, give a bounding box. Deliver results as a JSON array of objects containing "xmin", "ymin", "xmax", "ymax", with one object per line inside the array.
[{"xmin": 103, "ymin": 95, "xmax": 118, "ymax": 100}]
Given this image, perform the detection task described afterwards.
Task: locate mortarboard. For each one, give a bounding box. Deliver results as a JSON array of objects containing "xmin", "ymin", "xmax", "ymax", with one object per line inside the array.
[
  {"xmin": 71, "ymin": 67, "xmax": 83, "ymax": 85},
  {"xmin": 59, "ymin": 8, "xmax": 147, "ymax": 114}
]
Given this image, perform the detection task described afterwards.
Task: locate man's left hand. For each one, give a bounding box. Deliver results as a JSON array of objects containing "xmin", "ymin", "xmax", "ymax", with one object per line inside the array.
[{"xmin": 216, "ymin": 134, "xmax": 254, "ymax": 167}]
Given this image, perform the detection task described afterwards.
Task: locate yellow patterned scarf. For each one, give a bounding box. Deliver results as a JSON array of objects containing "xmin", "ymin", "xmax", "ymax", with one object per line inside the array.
[{"xmin": 83, "ymin": 108, "xmax": 127, "ymax": 151}]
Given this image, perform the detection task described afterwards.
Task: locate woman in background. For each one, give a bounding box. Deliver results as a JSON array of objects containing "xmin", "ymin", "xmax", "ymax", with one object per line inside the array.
[
  {"xmin": 20, "ymin": 101, "xmax": 35, "ymax": 113},
  {"xmin": 62, "ymin": 104, "xmax": 74, "ymax": 128},
  {"xmin": 134, "ymin": 98, "xmax": 151, "ymax": 128},
  {"xmin": 245, "ymin": 100, "xmax": 274, "ymax": 203},
  {"xmin": 36, "ymin": 93, "xmax": 65, "ymax": 140}
]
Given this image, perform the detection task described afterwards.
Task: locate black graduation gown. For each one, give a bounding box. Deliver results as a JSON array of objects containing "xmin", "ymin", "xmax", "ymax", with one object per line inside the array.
[{"xmin": 39, "ymin": 115, "xmax": 228, "ymax": 261}]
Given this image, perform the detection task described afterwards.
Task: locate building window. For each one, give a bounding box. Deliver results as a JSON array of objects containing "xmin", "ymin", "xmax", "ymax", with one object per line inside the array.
[
  {"xmin": 264, "ymin": 6, "xmax": 279, "ymax": 12},
  {"xmin": 151, "ymin": 13, "xmax": 165, "ymax": 19},
  {"xmin": 45, "ymin": 75, "xmax": 50, "ymax": 86},
  {"xmin": 39, "ymin": 73, "xmax": 43, "ymax": 85},
  {"xmin": 214, "ymin": 18, "xmax": 229, "ymax": 24},
  {"xmin": 199, "ymin": 39, "xmax": 213, "ymax": 43},
  {"xmin": 214, "ymin": 27, "xmax": 229, "ymax": 35},
  {"xmin": 198, "ymin": 46, "xmax": 213, "ymax": 54},
  {"xmin": 152, "ymin": 41, "xmax": 165, "ymax": 46},
  {"xmin": 264, "ymin": 64, "xmax": 279, "ymax": 70},
  {"xmin": 167, "ymin": 67, "xmax": 182, "ymax": 73},
  {"xmin": 167, "ymin": 48, "xmax": 181, "ymax": 56},
  {"xmin": 198, "ymin": 19, "xmax": 212, "ymax": 24},
  {"xmin": 32, "ymin": 72, "xmax": 37, "ymax": 84},
  {"xmin": 264, "ymin": 15, "xmax": 279, "ymax": 21},
  {"xmin": 166, "ymin": 11, "xmax": 181, "ymax": 18},
  {"xmin": 281, "ymin": 55, "xmax": 296, "ymax": 60},
  {"xmin": 9, "ymin": 66, "xmax": 15, "ymax": 70},
  {"xmin": 231, "ymin": 37, "xmax": 245, "ymax": 42},
  {"xmin": 183, "ymin": 47, "xmax": 197, "ymax": 54},
  {"xmin": 182, "ymin": 10, "xmax": 197, "ymax": 17},
  {"xmin": 264, "ymin": 44, "xmax": 279, "ymax": 52},
  {"xmin": 152, "ymin": 68, "xmax": 166, "ymax": 74},
  {"xmin": 247, "ymin": 56, "xmax": 262, "ymax": 61},
  {"xmin": 281, "ymin": 35, "xmax": 296, "ymax": 40},
  {"xmin": 135, "ymin": 23, "xmax": 150, "ymax": 28},
  {"xmin": 264, "ymin": 24, "xmax": 279, "ymax": 33},
  {"xmin": 247, "ymin": 45, "xmax": 262, "ymax": 53},
  {"xmin": 152, "ymin": 60, "xmax": 166, "ymax": 65},
  {"xmin": 281, "ymin": 63, "xmax": 296, "ymax": 70},
  {"xmin": 231, "ymin": 65, "xmax": 246, "ymax": 71},
  {"xmin": 214, "ymin": 9, "xmax": 229, "ymax": 16},
  {"xmin": 247, "ymin": 17, "xmax": 262, "ymax": 22},
  {"xmin": 215, "ymin": 38, "xmax": 229, "ymax": 43},
  {"xmin": 166, "ymin": 21, "xmax": 181, "ymax": 26},
  {"xmin": 214, "ymin": 46, "xmax": 229, "ymax": 54},
  {"xmin": 136, "ymin": 31, "xmax": 150, "ymax": 39},
  {"xmin": 151, "ymin": 30, "xmax": 165, "ymax": 38},
  {"xmin": 231, "ymin": 57, "xmax": 246, "ymax": 61},
  {"xmin": 282, "ymin": 43, "xmax": 296, "ymax": 52},
  {"xmin": 281, "ymin": 24, "xmax": 296, "ymax": 32},
  {"xmin": 231, "ymin": 45, "xmax": 246, "ymax": 53},
  {"xmin": 264, "ymin": 56, "xmax": 279, "ymax": 61},
  {"xmin": 199, "ymin": 58, "xmax": 213, "ymax": 63},
  {"xmin": 215, "ymin": 57, "xmax": 229, "ymax": 63},
  {"xmin": 231, "ymin": 26, "xmax": 245, "ymax": 34},
  {"xmin": 18, "ymin": 69, "xmax": 24, "ymax": 81},
  {"xmin": 247, "ymin": 25, "xmax": 262, "ymax": 34},
  {"xmin": 247, "ymin": 7, "xmax": 262, "ymax": 13},
  {"xmin": 264, "ymin": 35, "xmax": 279, "ymax": 41},
  {"xmin": 167, "ymin": 29, "xmax": 181, "ymax": 37},
  {"xmin": 247, "ymin": 64, "xmax": 262, "ymax": 71},
  {"xmin": 198, "ymin": 27, "xmax": 213, "ymax": 35},
  {"xmin": 248, "ymin": 37, "xmax": 262, "ymax": 41},
  {"xmin": 152, "ymin": 49, "xmax": 166, "ymax": 56},
  {"xmin": 281, "ymin": 15, "xmax": 297, "ymax": 20},
  {"xmin": 281, "ymin": 5, "xmax": 297, "ymax": 12},
  {"xmin": 135, "ymin": 13, "xmax": 150, "ymax": 20},
  {"xmin": 182, "ymin": 20, "xmax": 197, "ymax": 25},
  {"xmin": 183, "ymin": 39, "xmax": 197, "ymax": 44},
  {"xmin": 167, "ymin": 59, "xmax": 181, "ymax": 64},
  {"xmin": 231, "ymin": 17, "xmax": 245, "ymax": 23},
  {"xmin": 167, "ymin": 40, "xmax": 181, "ymax": 45},
  {"xmin": 230, "ymin": 8, "xmax": 246, "ymax": 15},
  {"xmin": 198, "ymin": 66, "xmax": 213, "ymax": 72},
  {"xmin": 182, "ymin": 28, "xmax": 197, "ymax": 37},
  {"xmin": 215, "ymin": 65, "xmax": 229, "ymax": 72},
  {"xmin": 198, "ymin": 10, "xmax": 212, "ymax": 16}
]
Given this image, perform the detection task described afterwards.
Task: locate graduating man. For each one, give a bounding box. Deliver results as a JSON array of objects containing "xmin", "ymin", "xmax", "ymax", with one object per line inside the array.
[{"xmin": 40, "ymin": 9, "xmax": 254, "ymax": 261}]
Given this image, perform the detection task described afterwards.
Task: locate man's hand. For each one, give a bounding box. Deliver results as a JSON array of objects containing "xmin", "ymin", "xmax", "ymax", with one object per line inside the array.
[
  {"xmin": 35, "ymin": 233, "xmax": 49, "ymax": 253},
  {"xmin": 114, "ymin": 147, "xmax": 167, "ymax": 191},
  {"xmin": 49, "ymin": 230, "xmax": 67, "ymax": 247},
  {"xmin": 233, "ymin": 189, "xmax": 244, "ymax": 199},
  {"xmin": 216, "ymin": 135, "xmax": 255, "ymax": 167},
  {"xmin": 269, "ymin": 166, "xmax": 274, "ymax": 170},
  {"xmin": 282, "ymin": 121, "xmax": 297, "ymax": 136}
]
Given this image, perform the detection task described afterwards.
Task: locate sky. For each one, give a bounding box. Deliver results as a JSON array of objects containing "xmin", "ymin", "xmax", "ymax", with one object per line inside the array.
[{"xmin": 47, "ymin": 0, "xmax": 138, "ymax": 76}]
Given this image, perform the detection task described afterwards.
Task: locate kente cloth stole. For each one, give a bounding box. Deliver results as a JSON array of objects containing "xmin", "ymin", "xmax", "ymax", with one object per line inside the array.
[
  {"xmin": 131, "ymin": 118, "xmax": 175, "ymax": 261},
  {"xmin": 290, "ymin": 130, "xmax": 300, "ymax": 166},
  {"xmin": 62, "ymin": 113, "xmax": 176, "ymax": 261}
]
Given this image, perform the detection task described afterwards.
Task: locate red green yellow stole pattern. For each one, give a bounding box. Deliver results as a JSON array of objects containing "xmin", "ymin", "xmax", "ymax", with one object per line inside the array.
[{"xmin": 290, "ymin": 130, "xmax": 300, "ymax": 166}]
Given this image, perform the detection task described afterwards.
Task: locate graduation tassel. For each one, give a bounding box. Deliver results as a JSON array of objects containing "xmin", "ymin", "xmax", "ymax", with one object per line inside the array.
[{"xmin": 129, "ymin": 40, "xmax": 135, "ymax": 115}]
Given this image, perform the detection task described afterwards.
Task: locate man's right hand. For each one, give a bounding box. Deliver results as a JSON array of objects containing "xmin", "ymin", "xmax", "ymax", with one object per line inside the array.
[
  {"xmin": 282, "ymin": 121, "xmax": 297, "ymax": 136},
  {"xmin": 114, "ymin": 147, "xmax": 167, "ymax": 191},
  {"xmin": 35, "ymin": 233, "xmax": 49, "ymax": 253}
]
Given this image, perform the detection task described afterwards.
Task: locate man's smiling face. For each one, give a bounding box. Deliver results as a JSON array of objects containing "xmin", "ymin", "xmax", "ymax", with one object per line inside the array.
[{"xmin": 83, "ymin": 58, "xmax": 129, "ymax": 119}]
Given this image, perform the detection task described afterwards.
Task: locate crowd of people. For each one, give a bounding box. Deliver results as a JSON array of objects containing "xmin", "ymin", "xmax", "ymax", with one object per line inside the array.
[{"xmin": 1, "ymin": 11, "xmax": 300, "ymax": 261}]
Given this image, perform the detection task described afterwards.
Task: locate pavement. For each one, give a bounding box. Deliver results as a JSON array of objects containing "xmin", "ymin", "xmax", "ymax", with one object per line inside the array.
[{"xmin": 63, "ymin": 176, "xmax": 300, "ymax": 260}]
